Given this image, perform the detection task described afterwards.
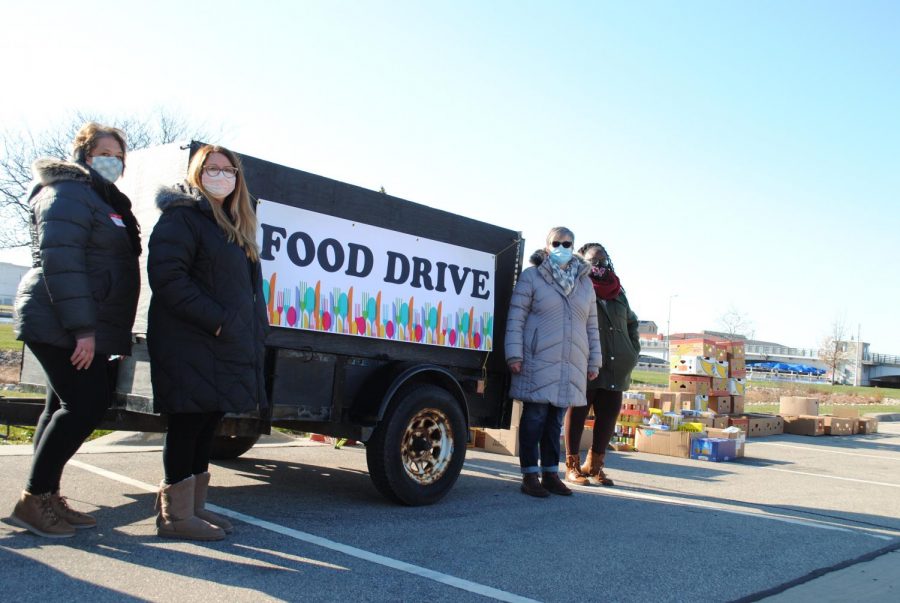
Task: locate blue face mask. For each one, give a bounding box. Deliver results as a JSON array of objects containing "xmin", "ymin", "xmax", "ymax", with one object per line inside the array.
[
  {"xmin": 90, "ymin": 155, "xmax": 123, "ymax": 183},
  {"xmin": 549, "ymin": 246, "xmax": 573, "ymax": 264}
]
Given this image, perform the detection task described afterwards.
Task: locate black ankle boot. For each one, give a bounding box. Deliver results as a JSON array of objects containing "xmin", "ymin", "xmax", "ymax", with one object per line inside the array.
[
  {"xmin": 521, "ymin": 474, "xmax": 550, "ymax": 498},
  {"xmin": 541, "ymin": 471, "xmax": 573, "ymax": 496}
]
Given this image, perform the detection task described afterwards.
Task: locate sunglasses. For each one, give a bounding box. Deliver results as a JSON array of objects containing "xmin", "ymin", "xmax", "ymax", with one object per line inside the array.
[{"xmin": 551, "ymin": 241, "xmax": 573, "ymax": 248}]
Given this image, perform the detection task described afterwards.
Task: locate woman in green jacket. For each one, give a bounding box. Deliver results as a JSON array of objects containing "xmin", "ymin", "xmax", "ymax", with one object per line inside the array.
[{"xmin": 563, "ymin": 242, "xmax": 640, "ymax": 486}]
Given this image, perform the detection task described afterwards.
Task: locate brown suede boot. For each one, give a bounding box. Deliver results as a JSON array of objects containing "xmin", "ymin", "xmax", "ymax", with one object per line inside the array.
[
  {"xmin": 541, "ymin": 471, "xmax": 573, "ymax": 496},
  {"xmin": 520, "ymin": 474, "xmax": 550, "ymax": 498},
  {"xmin": 156, "ymin": 476, "xmax": 225, "ymax": 541},
  {"xmin": 581, "ymin": 449, "xmax": 614, "ymax": 486},
  {"xmin": 564, "ymin": 455, "xmax": 588, "ymax": 485},
  {"xmin": 194, "ymin": 472, "xmax": 233, "ymax": 534},
  {"xmin": 9, "ymin": 491, "xmax": 75, "ymax": 538},
  {"xmin": 50, "ymin": 493, "xmax": 97, "ymax": 529}
]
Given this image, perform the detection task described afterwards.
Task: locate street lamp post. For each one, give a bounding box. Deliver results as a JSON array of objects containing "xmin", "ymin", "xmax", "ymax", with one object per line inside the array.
[{"xmin": 665, "ymin": 294, "xmax": 678, "ymax": 363}]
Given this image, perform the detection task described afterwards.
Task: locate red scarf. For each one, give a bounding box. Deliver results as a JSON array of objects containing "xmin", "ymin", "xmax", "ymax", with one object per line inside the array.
[{"xmin": 591, "ymin": 269, "xmax": 622, "ymax": 300}]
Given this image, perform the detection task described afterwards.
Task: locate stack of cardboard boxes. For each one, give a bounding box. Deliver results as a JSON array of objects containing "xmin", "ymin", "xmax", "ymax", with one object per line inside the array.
[
  {"xmin": 610, "ymin": 392, "xmax": 651, "ymax": 451},
  {"xmin": 780, "ymin": 396, "xmax": 878, "ymax": 436},
  {"xmin": 468, "ymin": 340, "xmax": 878, "ymax": 459}
]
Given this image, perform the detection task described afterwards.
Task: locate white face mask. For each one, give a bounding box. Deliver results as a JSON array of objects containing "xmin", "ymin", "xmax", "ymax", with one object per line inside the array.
[
  {"xmin": 202, "ymin": 173, "xmax": 236, "ymax": 199},
  {"xmin": 90, "ymin": 156, "xmax": 123, "ymax": 183}
]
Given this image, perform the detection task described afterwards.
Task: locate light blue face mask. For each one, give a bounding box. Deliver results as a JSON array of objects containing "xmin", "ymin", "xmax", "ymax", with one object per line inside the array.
[
  {"xmin": 90, "ymin": 155, "xmax": 123, "ymax": 183},
  {"xmin": 549, "ymin": 246, "xmax": 573, "ymax": 264}
]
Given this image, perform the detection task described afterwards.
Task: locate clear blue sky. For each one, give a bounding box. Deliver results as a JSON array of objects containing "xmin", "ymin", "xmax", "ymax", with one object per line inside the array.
[{"xmin": 2, "ymin": 1, "xmax": 898, "ymax": 352}]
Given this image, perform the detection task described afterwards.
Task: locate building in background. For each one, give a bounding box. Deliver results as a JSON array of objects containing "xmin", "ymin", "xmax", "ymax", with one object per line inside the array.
[{"xmin": 0, "ymin": 262, "xmax": 28, "ymax": 307}]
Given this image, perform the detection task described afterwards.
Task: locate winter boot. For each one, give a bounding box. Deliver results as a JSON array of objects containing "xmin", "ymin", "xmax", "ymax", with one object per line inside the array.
[
  {"xmin": 50, "ymin": 492, "xmax": 97, "ymax": 529},
  {"xmin": 8, "ymin": 491, "xmax": 75, "ymax": 538},
  {"xmin": 520, "ymin": 473, "xmax": 550, "ymax": 498},
  {"xmin": 193, "ymin": 472, "xmax": 233, "ymax": 534},
  {"xmin": 581, "ymin": 449, "xmax": 614, "ymax": 486},
  {"xmin": 541, "ymin": 471, "xmax": 573, "ymax": 496},
  {"xmin": 156, "ymin": 476, "xmax": 225, "ymax": 541},
  {"xmin": 564, "ymin": 455, "xmax": 588, "ymax": 486}
]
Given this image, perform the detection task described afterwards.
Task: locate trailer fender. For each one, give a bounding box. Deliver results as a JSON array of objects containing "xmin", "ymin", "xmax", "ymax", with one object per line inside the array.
[{"xmin": 350, "ymin": 363, "xmax": 469, "ymax": 429}]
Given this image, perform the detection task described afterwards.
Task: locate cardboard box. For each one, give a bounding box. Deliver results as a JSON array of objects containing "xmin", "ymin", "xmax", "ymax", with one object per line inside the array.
[
  {"xmin": 746, "ymin": 414, "xmax": 784, "ymax": 437},
  {"xmin": 690, "ymin": 437, "xmax": 737, "ymax": 462},
  {"xmin": 728, "ymin": 357, "xmax": 746, "ymax": 376},
  {"xmin": 858, "ymin": 417, "xmax": 879, "ymax": 434},
  {"xmin": 669, "ymin": 338, "xmax": 717, "ymax": 359},
  {"xmin": 660, "ymin": 392, "xmax": 707, "ymax": 413},
  {"xmin": 626, "ymin": 391, "xmax": 658, "ymax": 409},
  {"xmin": 823, "ymin": 416, "xmax": 855, "ymax": 436},
  {"xmin": 670, "ymin": 356, "xmax": 728, "ymax": 378},
  {"xmin": 684, "ymin": 414, "xmax": 729, "ymax": 429},
  {"xmin": 783, "ymin": 415, "xmax": 825, "ymax": 436},
  {"xmin": 713, "ymin": 343, "xmax": 728, "ymax": 362},
  {"xmin": 706, "ymin": 427, "xmax": 746, "ymax": 457},
  {"xmin": 469, "ymin": 428, "xmax": 486, "ymax": 448},
  {"xmin": 779, "ymin": 396, "xmax": 819, "ymax": 417},
  {"xmin": 724, "ymin": 341, "xmax": 745, "ymax": 360},
  {"xmin": 731, "ymin": 395, "xmax": 745, "ymax": 414},
  {"xmin": 482, "ymin": 427, "xmax": 519, "ymax": 456},
  {"xmin": 707, "ymin": 396, "xmax": 732, "ymax": 414},
  {"xmin": 728, "ymin": 378, "xmax": 746, "ymax": 396},
  {"xmin": 669, "ymin": 375, "xmax": 711, "ymax": 396},
  {"xmin": 710, "ymin": 378, "xmax": 729, "ymax": 396},
  {"xmin": 831, "ymin": 408, "xmax": 860, "ymax": 434},
  {"xmin": 727, "ymin": 416, "xmax": 750, "ymax": 436},
  {"xmin": 635, "ymin": 427, "xmax": 704, "ymax": 458}
]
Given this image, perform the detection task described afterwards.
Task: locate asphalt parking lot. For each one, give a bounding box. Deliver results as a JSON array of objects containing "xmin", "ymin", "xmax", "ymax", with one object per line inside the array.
[{"xmin": 2, "ymin": 423, "xmax": 898, "ymax": 603}]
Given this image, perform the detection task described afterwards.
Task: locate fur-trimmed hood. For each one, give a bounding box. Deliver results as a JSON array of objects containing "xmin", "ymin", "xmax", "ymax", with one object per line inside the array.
[
  {"xmin": 31, "ymin": 158, "xmax": 92, "ymax": 186},
  {"xmin": 155, "ymin": 183, "xmax": 211, "ymax": 212},
  {"xmin": 529, "ymin": 248, "xmax": 591, "ymax": 277}
]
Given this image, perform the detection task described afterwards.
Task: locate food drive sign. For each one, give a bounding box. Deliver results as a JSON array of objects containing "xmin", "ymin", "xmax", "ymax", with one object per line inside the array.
[{"xmin": 257, "ymin": 200, "xmax": 496, "ymax": 351}]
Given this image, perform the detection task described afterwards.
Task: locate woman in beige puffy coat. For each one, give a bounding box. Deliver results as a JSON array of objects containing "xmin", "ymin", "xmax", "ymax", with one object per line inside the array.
[{"xmin": 505, "ymin": 226, "xmax": 601, "ymax": 497}]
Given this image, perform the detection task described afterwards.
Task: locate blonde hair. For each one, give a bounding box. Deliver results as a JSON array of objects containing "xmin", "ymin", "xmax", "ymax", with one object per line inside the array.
[
  {"xmin": 72, "ymin": 122, "xmax": 127, "ymax": 166},
  {"xmin": 545, "ymin": 226, "xmax": 575, "ymax": 247},
  {"xmin": 186, "ymin": 145, "xmax": 260, "ymax": 261}
]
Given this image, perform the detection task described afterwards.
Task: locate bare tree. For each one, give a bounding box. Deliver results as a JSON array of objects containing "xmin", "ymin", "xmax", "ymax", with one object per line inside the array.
[
  {"xmin": 0, "ymin": 109, "xmax": 218, "ymax": 249},
  {"xmin": 717, "ymin": 305, "xmax": 754, "ymax": 340},
  {"xmin": 819, "ymin": 316, "xmax": 852, "ymax": 386}
]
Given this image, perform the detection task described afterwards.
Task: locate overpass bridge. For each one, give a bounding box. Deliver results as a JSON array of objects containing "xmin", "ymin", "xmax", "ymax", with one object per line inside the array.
[{"xmin": 639, "ymin": 339, "xmax": 900, "ymax": 387}]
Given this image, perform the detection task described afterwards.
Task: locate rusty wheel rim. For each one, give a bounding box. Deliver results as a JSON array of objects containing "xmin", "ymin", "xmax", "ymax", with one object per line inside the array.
[{"xmin": 400, "ymin": 407, "xmax": 454, "ymax": 485}]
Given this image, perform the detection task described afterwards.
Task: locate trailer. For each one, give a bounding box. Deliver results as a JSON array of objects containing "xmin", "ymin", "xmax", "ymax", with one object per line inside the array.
[{"xmin": 6, "ymin": 141, "xmax": 523, "ymax": 506}]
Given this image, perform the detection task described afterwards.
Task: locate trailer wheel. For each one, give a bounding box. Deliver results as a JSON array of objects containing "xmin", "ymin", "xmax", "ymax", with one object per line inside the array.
[
  {"xmin": 210, "ymin": 434, "xmax": 260, "ymax": 460},
  {"xmin": 366, "ymin": 384, "xmax": 466, "ymax": 506}
]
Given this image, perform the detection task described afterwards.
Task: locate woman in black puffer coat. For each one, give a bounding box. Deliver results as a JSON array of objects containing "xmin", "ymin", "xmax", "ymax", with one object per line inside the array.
[
  {"xmin": 147, "ymin": 145, "xmax": 268, "ymax": 541},
  {"xmin": 10, "ymin": 123, "xmax": 141, "ymax": 539}
]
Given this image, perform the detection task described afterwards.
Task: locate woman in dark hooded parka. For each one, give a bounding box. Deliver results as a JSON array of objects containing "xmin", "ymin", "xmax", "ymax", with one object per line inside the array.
[
  {"xmin": 147, "ymin": 144, "xmax": 268, "ymax": 541},
  {"xmin": 10, "ymin": 122, "xmax": 140, "ymax": 538}
]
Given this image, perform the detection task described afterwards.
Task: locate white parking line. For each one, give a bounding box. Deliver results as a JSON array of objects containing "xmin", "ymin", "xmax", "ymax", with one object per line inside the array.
[
  {"xmin": 751, "ymin": 441, "xmax": 900, "ymax": 461},
  {"xmin": 68, "ymin": 460, "xmax": 539, "ymax": 603},
  {"xmin": 757, "ymin": 467, "xmax": 900, "ymax": 489},
  {"xmin": 461, "ymin": 462, "xmax": 898, "ymax": 540}
]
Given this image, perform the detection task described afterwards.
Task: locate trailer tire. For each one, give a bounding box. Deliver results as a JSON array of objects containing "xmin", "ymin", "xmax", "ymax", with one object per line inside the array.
[
  {"xmin": 210, "ymin": 434, "xmax": 260, "ymax": 460},
  {"xmin": 366, "ymin": 384, "xmax": 466, "ymax": 506}
]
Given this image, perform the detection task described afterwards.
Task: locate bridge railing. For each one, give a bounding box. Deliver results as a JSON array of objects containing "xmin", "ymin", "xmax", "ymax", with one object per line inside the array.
[
  {"xmin": 865, "ymin": 353, "xmax": 900, "ymax": 365},
  {"xmin": 744, "ymin": 344, "xmax": 819, "ymax": 358}
]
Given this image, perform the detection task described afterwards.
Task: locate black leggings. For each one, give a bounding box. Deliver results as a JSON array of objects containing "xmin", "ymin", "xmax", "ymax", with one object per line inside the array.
[
  {"xmin": 564, "ymin": 388, "xmax": 624, "ymax": 456},
  {"xmin": 26, "ymin": 342, "xmax": 112, "ymax": 495},
  {"xmin": 162, "ymin": 412, "xmax": 224, "ymax": 484}
]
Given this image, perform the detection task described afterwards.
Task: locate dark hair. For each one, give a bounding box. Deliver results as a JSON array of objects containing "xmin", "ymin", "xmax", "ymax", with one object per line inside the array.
[{"xmin": 578, "ymin": 242, "xmax": 615, "ymax": 273}]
